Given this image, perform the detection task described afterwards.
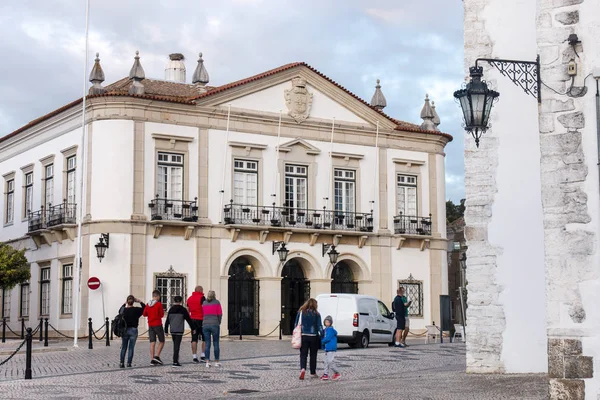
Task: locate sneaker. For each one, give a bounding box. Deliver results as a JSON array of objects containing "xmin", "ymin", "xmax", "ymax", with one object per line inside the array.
[
  {"xmin": 150, "ymin": 359, "xmax": 158, "ymax": 365},
  {"xmin": 214, "ymin": 362, "xmax": 221, "ymax": 367},
  {"xmin": 399, "ymin": 343, "xmax": 406, "ymax": 348},
  {"xmin": 126, "ymin": 363, "xmax": 132, "ymax": 368},
  {"xmin": 192, "ymin": 357, "xmax": 200, "ymax": 363},
  {"xmin": 205, "ymin": 362, "xmax": 211, "ymax": 368},
  {"xmin": 320, "ymin": 374, "xmax": 329, "ymax": 381},
  {"xmin": 119, "ymin": 363, "xmax": 125, "ymax": 369},
  {"xmin": 154, "ymin": 356, "xmax": 163, "ymax": 365},
  {"xmin": 172, "ymin": 362, "xmax": 182, "ymax": 367},
  {"xmin": 299, "ymin": 369, "xmax": 306, "ymax": 380},
  {"xmin": 200, "ymin": 356, "xmax": 206, "ymax": 362},
  {"xmin": 332, "ymin": 373, "xmax": 341, "ymax": 381}
]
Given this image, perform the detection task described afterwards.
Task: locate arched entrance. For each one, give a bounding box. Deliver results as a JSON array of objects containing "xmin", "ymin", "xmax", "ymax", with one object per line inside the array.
[
  {"xmin": 228, "ymin": 257, "xmax": 259, "ymax": 335},
  {"xmin": 281, "ymin": 259, "xmax": 310, "ymax": 335},
  {"xmin": 331, "ymin": 262, "xmax": 358, "ymax": 294}
]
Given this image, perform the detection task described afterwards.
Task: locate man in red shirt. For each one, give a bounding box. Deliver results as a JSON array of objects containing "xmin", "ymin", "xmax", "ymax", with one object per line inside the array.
[
  {"xmin": 143, "ymin": 290, "xmax": 165, "ymax": 365},
  {"xmin": 187, "ymin": 286, "xmax": 206, "ymax": 362}
]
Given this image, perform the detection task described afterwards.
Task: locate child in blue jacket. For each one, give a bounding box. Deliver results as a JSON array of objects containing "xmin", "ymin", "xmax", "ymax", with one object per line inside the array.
[{"xmin": 320, "ymin": 315, "xmax": 341, "ymax": 380}]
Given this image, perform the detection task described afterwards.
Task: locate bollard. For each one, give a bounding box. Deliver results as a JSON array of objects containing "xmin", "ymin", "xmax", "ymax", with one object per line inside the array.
[
  {"xmin": 44, "ymin": 318, "xmax": 49, "ymax": 347},
  {"xmin": 21, "ymin": 318, "xmax": 25, "ymax": 339},
  {"xmin": 105, "ymin": 317, "xmax": 110, "ymax": 347},
  {"xmin": 239, "ymin": 318, "xmax": 243, "ymax": 341},
  {"xmin": 2, "ymin": 318, "xmax": 5, "ymax": 343},
  {"xmin": 279, "ymin": 320, "xmax": 282, "ymax": 340},
  {"xmin": 110, "ymin": 318, "xmax": 113, "ymax": 341},
  {"xmin": 39, "ymin": 318, "xmax": 43, "ymax": 342},
  {"xmin": 25, "ymin": 327, "xmax": 32, "ymax": 380},
  {"xmin": 88, "ymin": 318, "xmax": 93, "ymax": 350}
]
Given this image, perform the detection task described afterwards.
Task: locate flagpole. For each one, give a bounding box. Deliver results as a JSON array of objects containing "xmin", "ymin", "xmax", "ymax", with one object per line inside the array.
[
  {"xmin": 73, "ymin": 0, "xmax": 90, "ymax": 348},
  {"xmin": 373, "ymin": 121, "xmax": 380, "ymax": 222},
  {"xmin": 325, "ymin": 117, "xmax": 335, "ymax": 209},
  {"xmin": 219, "ymin": 104, "xmax": 232, "ymax": 221},
  {"xmin": 273, "ymin": 110, "xmax": 282, "ymax": 206}
]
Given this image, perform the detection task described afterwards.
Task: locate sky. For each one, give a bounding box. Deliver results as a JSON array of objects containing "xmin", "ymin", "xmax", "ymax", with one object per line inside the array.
[{"xmin": 0, "ymin": 0, "xmax": 465, "ymax": 201}]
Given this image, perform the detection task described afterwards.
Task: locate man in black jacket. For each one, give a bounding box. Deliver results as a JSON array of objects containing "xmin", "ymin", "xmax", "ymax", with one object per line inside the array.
[
  {"xmin": 164, "ymin": 296, "xmax": 194, "ymax": 366},
  {"xmin": 392, "ymin": 288, "xmax": 409, "ymax": 348}
]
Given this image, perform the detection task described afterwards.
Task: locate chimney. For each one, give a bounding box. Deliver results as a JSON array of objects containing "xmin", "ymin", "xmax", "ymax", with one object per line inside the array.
[{"xmin": 165, "ymin": 53, "xmax": 186, "ymax": 83}]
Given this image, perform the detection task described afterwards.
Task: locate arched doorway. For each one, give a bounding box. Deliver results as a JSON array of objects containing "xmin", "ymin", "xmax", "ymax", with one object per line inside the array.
[
  {"xmin": 331, "ymin": 262, "xmax": 358, "ymax": 294},
  {"xmin": 281, "ymin": 259, "xmax": 310, "ymax": 335},
  {"xmin": 228, "ymin": 257, "xmax": 259, "ymax": 335}
]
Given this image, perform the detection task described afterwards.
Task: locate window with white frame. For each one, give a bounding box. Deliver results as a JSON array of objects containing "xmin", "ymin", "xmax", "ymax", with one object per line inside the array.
[
  {"xmin": 5, "ymin": 179, "xmax": 14, "ymax": 224},
  {"xmin": 20, "ymin": 284, "xmax": 29, "ymax": 318},
  {"xmin": 40, "ymin": 267, "xmax": 51, "ymax": 316},
  {"xmin": 44, "ymin": 164, "xmax": 54, "ymax": 208},
  {"xmin": 284, "ymin": 165, "xmax": 307, "ymax": 210},
  {"xmin": 155, "ymin": 273, "xmax": 186, "ymax": 312},
  {"xmin": 24, "ymin": 172, "xmax": 33, "ymax": 218},
  {"xmin": 1, "ymin": 288, "xmax": 10, "ymax": 319},
  {"xmin": 397, "ymin": 174, "xmax": 418, "ymax": 216},
  {"xmin": 233, "ymin": 159, "xmax": 258, "ymax": 206},
  {"xmin": 62, "ymin": 264, "xmax": 73, "ymax": 314},
  {"xmin": 157, "ymin": 152, "xmax": 183, "ymax": 201},
  {"xmin": 66, "ymin": 156, "xmax": 76, "ymax": 205},
  {"xmin": 334, "ymin": 169, "xmax": 356, "ymax": 214}
]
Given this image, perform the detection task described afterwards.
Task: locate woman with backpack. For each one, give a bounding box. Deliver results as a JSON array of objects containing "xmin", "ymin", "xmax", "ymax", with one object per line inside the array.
[
  {"xmin": 118, "ymin": 295, "xmax": 146, "ymax": 368},
  {"xmin": 294, "ymin": 298, "xmax": 323, "ymax": 380}
]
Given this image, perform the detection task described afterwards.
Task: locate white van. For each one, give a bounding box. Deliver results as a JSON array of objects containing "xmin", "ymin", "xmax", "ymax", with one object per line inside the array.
[{"xmin": 316, "ymin": 293, "xmax": 396, "ymax": 348}]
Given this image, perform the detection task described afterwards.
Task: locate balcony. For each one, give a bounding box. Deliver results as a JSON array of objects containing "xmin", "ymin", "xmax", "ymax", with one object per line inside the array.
[
  {"xmin": 28, "ymin": 202, "xmax": 77, "ymax": 233},
  {"xmin": 148, "ymin": 196, "xmax": 198, "ymax": 222},
  {"xmin": 222, "ymin": 202, "xmax": 374, "ymax": 233},
  {"xmin": 393, "ymin": 214, "xmax": 432, "ymax": 236}
]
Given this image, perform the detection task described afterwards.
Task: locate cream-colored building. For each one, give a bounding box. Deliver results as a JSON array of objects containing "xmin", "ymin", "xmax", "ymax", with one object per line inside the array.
[{"xmin": 0, "ymin": 52, "xmax": 452, "ymax": 339}]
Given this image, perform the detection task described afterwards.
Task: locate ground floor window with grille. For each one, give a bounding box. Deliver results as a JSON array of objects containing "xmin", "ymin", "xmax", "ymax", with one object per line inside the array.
[
  {"xmin": 398, "ymin": 275, "xmax": 423, "ymax": 317},
  {"xmin": 20, "ymin": 284, "xmax": 30, "ymax": 318},
  {"xmin": 40, "ymin": 267, "xmax": 51, "ymax": 316},
  {"xmin": 62, "ymin": 264, "xmax": 73, "ymax": 314},
  {"xmin": 155, "ymin": 266, "xmax": 186, "ymax": 312}
]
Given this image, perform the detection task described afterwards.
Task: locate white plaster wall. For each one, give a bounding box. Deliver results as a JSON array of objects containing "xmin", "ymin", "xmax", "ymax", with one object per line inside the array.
[
  {"xmin": 391, "ymin": 248, "xmax": 431, "ymax": 330},
  {"xmin": 145, "ymin": 235, "xmax": 196, "ymax": 300},
  {"xmin": 90, "ymin": 120, "xmax": 134, "ymax": 220},
  {"xmin": 479, "ymin": 0, "xmax": 548, "ymax": 374},
  {"xmin": 436, "ymin": 154, "xmax": 447, "ymax": 239},
  {"xmin": 226, "ymin": 81, "xmax": 369, "ymax": 124}
]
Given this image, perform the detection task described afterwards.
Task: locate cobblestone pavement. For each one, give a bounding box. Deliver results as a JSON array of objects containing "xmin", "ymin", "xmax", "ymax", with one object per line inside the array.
[{"xmin": 0, "ymin": 339, "xmax": 549, "ymax": 399}]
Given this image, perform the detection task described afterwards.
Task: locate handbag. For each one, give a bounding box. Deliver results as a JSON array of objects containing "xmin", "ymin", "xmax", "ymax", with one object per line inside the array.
[{"xmin": 291, "ymin": 311, "xmax": 302, "ymax": 349}]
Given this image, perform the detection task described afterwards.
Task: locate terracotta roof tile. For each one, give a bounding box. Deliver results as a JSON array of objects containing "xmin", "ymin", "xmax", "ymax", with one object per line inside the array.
[{"xmin": 105, "ymin": 77, "xmax": 208, "ymax": 101}]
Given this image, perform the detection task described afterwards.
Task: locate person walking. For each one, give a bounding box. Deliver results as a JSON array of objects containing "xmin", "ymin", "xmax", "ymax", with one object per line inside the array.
[
  {"xmin": 187, "ymin": 286, "xmax": 206, "ymax": 362},
  {"xmin": 118, "ymin": 295, "xmax": 145, "ymax": 368},
  {"xmin": 392, "ymin": 287, "xmax": 410, "ymax": 348},
  {"xmin": 401, "ymin": 289, "xmax": 412, "ymax": 347},
  {"xmin": 295, "ymin": 298, "xmax": 323, "ymax": 380},
  {"xmin": 320, "ymin": 315, "xmax": 341, "ymax": 381},
  {"xmin": 143, "ymin": 290, "xmax": 166, "ymax": 365},
  {"xmin": 202, "ymin": 290, "xmax": 223, "ymax": 368},
  {"xmin": 164, "ymin": 295, "xmax": 194, "ymax": 367}
]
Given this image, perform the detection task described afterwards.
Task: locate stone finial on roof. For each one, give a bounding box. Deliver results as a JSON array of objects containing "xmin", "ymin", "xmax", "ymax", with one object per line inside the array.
[
  {"xmin": 420, "ymin": 94, "xmax": 438, "ymax": 131},
  {"xmin": 88, "ymin": 53, "xmax": 106, "ymax": 95},
  {"xmin": 432, "ymin": 101, "xmax": 441, "ymax": 127},
  {"xmin": 128, "ymin": 51, "xmax": 145, "ymax": 95},
  {"xmin": 192, "ymin": 52, "xmax": 209, "ymax": 86},
  {"xmin": 370, "ymin": 79, "xmax": 387, "ymax": 111}
]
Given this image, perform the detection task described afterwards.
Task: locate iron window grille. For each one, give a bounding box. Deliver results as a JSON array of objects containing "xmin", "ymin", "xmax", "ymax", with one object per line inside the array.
[
  {"xmin": 398, "ymin": 275, "xmax": 424, "ymax": 317},
  {"xmin": 155, "ymin": 266, "xmax": 186, "ymax": 312}
]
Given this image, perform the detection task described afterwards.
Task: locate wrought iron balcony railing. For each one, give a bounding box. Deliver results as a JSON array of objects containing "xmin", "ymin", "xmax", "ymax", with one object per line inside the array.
[
  {"xmin": 28, "ymin": 202, "xmax": 77, "ymax": 233},
  {"xmin": 393, "ymin": 214, "xmax": 432, "ymax": 236},
  {"xmin": 223, "ymin": 202, "xmax": 374, "ymax": 232},
  {"xmin": 148, "ymin": 196, "xmax": 198, "ymax": 222}
]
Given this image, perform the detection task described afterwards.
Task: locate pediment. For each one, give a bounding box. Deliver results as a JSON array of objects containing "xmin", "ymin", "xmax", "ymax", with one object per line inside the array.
[{"xmin": 278, "ymin": 138, "xmax": 321, "ymax": 155}]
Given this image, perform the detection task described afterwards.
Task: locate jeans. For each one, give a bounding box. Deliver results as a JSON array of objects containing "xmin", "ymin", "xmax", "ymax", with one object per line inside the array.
[
  {"xmin": 323, "ymin": 351, "xmax": 338, "ymax": 375},
  {"xmin": 203, "ymin": 325, "xmax": 220, "ymax": 361},
  {"xmin": 120, "ymin": 327, "xmax": 138, "ymax": 364},
  {"xmin": 300, "ymin": 335, "xmax": 319, "ymax": 374},
  {"xmin": 172, "ymin": 334, "xmax": 183, "ymax": 363}
]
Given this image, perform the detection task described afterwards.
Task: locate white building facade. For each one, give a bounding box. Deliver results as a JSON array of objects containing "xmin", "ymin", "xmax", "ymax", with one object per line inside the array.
[
  {"xmin": 0, "ymin": 53, "xmax": 451, "ymax": 343},
  {"xmin": 463, "ymin": 0, "xmax": 600, "ymax": 398}
]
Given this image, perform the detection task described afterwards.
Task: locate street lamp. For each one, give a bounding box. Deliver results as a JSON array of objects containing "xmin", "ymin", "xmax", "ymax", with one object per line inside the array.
[
  {"xmin": 322, "ymin": 244, "xmax": 339, "ymax": 265},
  {"xmin": 272, "ymin": 241, "xmax": 289, "ymax": 263},
  {"xmin": 95, "ymin": 233, "xmax": 110, "ymax": 262}
]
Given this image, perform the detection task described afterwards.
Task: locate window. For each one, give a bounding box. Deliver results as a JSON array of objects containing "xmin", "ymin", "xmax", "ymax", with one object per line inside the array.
[
  {"xmin": 233, "ymin": 159, "xmax": 258, "ymax": 206},
  {"xmin": 5, "ymin": 179, "xmax": 14, "ymax": 224},
  {"xmin": 44, "ymin": 165, "xmax": 54, "ymax": 208},
  {"xmin": 40, "ymin": 267, "xmax": 51, "ymax": 316},
  {"xmin": 284, "ymin": 164, "xmax": 307, "ymax": 210},
  {"xmin": 62, "ymin": 264, "xmax": 73, "ymax": 314},
  {"xmin": 20, "ymin": 284, "xmax": 30, "ymax": 318},
  {"xmin": 398, "ymin": 279, "xmax": 424, "ymax": 317},
  {"xmin": 377, "ymin": 301, "xmax": 392, "ymax": 318},
  {"xmin": 24, "ymin": 172, "xmax": 33, "ymax": 218},
  {"xmin": 157, "ymin": 152, "xmax": 183, "ymax": 201},
  {"xmin": 334, "ymin": 169, "xmax": 355, "ymax": 214},
  {"xmin": 66, "ymin": 156, "xmax": 76, "ymax": 205},
  {"xmin": 1, "ymin": 288, "xmax": 10, "ymax": 319},
  {"xmin": 155, "ymin": 271, "xmax": 186, "ymax": 312},
  {"xmin": 397, "ymin": 174, "xmax": 417, "ymax": 216}
]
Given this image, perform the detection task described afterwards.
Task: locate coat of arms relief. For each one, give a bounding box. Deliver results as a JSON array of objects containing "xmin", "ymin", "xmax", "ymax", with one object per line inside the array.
[{"xmin": 285, "ymin": 77, "xmax": 313, "ymax": 123}]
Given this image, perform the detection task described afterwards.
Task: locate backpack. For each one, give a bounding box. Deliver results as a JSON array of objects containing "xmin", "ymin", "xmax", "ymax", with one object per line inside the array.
[{"xmin": 112, "ymin": 312, "xmax": 127, "ymax": 338}]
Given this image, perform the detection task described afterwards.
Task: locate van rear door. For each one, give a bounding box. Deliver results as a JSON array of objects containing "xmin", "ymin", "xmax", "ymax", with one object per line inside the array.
[
  {"xmin": 336, "ymin": 295, "xmax": 356, "ymax": 338},
  {"xmin": 316, "ymin": 294, "xmax": 339, "ymax": 332}
]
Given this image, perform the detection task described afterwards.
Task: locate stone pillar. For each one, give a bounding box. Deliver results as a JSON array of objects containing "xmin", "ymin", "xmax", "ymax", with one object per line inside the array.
[
  {"xmin": 258, "ymin": 277, "xmax": 282, "ymax": 336},
  {"xmin": 310, "ymin": 279, "xmax": 332, "ymax": 299},
  {"xmin": 357, "ymin": 280, "xmax": 374, "ymax": 296}
]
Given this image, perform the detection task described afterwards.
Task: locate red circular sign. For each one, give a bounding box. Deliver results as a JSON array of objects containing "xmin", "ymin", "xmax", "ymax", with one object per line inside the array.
[{"xmin": 87, "ymin": 277, "xmax": 101, "ymax": 290}]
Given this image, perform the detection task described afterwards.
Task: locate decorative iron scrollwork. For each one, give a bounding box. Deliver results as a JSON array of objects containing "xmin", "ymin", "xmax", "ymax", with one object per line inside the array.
[{"xmin": 475, "ymin": 56, "xmax": 541, "ymax": 103}]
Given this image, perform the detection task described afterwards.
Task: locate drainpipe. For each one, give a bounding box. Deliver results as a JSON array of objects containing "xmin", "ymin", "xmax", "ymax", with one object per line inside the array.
[{"xmin": 596, "ymin": 76, "xmax": 600, "ymax": 193}]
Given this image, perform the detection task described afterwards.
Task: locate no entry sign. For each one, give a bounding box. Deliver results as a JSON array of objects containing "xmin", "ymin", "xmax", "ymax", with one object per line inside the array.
[{"xmin": 87, "ymin": 277, "xmax": 101, "ymax": 290}]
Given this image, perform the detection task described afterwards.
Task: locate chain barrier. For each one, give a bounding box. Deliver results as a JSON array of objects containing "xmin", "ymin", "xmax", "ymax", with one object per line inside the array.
[
  {"xmin": 48, "ymin": 323, "xmax": 87, "ymax": 340},
  {"xmin": 4, "ymin": 323, "xmax": 20, "ymax": 337},
  {"xmin": 92, "ymin": 328, "xmax": 106, "ymax": 341},
  {"xmin": 0, "ymin": 339, "xmax": 26, "ymax": 367},
  {"xmin": 257, "ymin": 322, "xmax": 281, "ymax": 338},
  {"xmin": 221, "ymin": 321, "xmax": 242, "ymax": 338}
]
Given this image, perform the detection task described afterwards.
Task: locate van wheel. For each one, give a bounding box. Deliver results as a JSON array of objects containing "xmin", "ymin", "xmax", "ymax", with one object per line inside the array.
[{"xmin": 359, "ymin": 331, "xmax": 370, "ymax": 348}]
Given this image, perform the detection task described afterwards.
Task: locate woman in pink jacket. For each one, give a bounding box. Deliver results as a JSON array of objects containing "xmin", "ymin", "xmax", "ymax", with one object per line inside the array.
[{"xmin": 201, "ymin": 290, "xmax": 223, "ymax": 367}]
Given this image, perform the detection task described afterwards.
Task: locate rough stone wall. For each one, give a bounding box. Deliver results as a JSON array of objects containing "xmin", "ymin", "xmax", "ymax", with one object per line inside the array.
[
  {"xmin": 463, "ymin": 0, "xmax": 506, "ymax": 373},
  {"xmin": 537, "ymin": 0, "xmax": 598, "ymax": 398}
]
